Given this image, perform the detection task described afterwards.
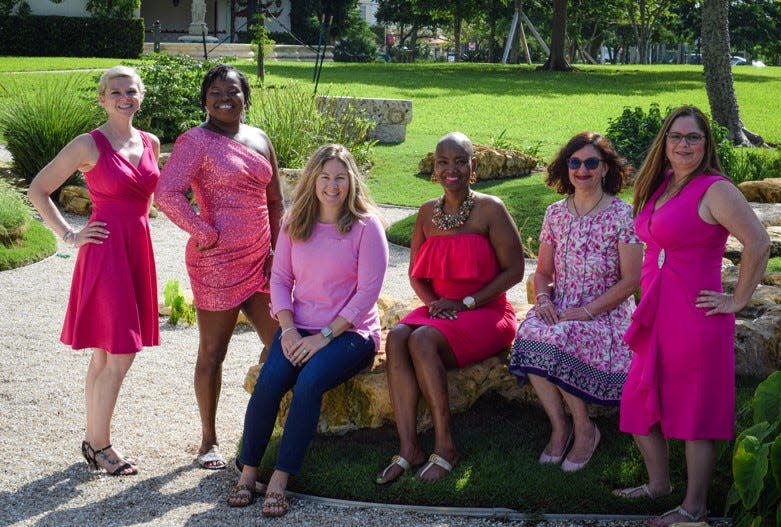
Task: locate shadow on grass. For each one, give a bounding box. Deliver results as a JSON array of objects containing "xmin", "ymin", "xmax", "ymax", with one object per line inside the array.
[
  {"xmin": 254, "ymin": 377, "xmax": 760, "ymax": 515},
  {"xmin": 252, "ymin": 63, "xmax": 777, "ymax": 101}
]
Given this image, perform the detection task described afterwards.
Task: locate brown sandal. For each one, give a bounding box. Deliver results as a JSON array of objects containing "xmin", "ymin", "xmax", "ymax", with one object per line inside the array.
[
  {"xmin": 261, "ymin": 491, "xmax": 290, "ymax": 517},
  {"xmin": 226, "ymin": 483, "xmax": 256, "ymax": 508}
]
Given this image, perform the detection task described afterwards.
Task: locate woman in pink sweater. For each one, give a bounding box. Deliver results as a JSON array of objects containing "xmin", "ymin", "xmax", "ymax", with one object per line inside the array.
[{"xmin": 226, "ymin": 144, "xmax": 389, "ymax": 517}]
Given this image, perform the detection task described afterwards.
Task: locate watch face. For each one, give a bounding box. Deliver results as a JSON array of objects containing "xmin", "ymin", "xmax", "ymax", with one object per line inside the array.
[{"xmin": 463, "ymin": 296, "xmax": 475, "ymax": 308}]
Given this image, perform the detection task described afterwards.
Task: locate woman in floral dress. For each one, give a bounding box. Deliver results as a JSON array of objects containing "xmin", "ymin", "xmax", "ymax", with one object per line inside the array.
[{"xmin": 509, "ymin": 132, "xmax": 643, "ymax": 472}]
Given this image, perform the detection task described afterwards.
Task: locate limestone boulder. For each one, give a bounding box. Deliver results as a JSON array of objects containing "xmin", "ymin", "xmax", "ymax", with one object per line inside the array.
[
  {"xmin": 738, "ymin": 178, "xmax": 781, "ymax": 203},
  {"xmin": 418, "ymin": 144, "xmax": 538, "ymax": 181},
  {"xmin": 244, "ymin": 346, "xmax": 533, "ymax": 436},
  {"xmin": 735, "ymin": 306, "xmax": 781, "ymax": 377},
  {"xmin": 58, "ymin": 184, "xmax": 159, "ymax": 218},
  {"xmin": 59, "ymin": 185, "xmax": 92, "ymax": 215},
  {"xmin": 725, "ymin": 226, "xmax": 781, "ymax": 263},
  {"xmin": 278, "ymin": 168, "xmax": 303, "ymax": 203}
]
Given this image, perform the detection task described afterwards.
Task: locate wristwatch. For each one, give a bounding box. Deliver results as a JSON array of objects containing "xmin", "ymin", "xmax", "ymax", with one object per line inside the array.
[
  {"xmin": 320, "ymin": 326, "xmax": 334, "ymax": 341},
  {"xmin": 462, "ymin": 296, "xmax": 476, "ymax": 310}
]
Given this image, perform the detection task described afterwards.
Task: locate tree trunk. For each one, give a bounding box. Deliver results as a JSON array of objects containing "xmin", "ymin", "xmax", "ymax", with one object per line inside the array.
[
  {"xmin": 538, "ymin": 0, "xmax": 573, "ymax": 71},
  {"xmin": 701, "ymin": 0, "xmax": 765, "ymax": 146},
  {"xmin": 453, "ymin": 17, "xmax": 462, "ymax": 62}
]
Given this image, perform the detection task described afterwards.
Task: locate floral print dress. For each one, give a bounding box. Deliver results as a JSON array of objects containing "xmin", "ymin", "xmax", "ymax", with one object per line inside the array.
[{"xmin": 509, "ymin": 197, "xmax": 639, "ymax": 405}]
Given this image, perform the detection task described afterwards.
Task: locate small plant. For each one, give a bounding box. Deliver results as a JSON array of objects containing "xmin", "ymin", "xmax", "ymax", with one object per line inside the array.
[
  {"xmin": 163, "ymin": 279, "xmax": 196, "ymax": 326},
  {"xmin": 726, "ymin": 370, "xmax": 781, "ymax": 527},
  {"xmin": 490, "ymin": 129, "xmax": 543, "ymax": 159},
  {"xmin": 0, "ymin": 179, "xmax": 29, "ymax": 246},
  {"xmin": 0, "ymin": 75, "xmax": 101, "ymax": 193},
  {"xmin": 129, "ymin": 53, "xmax": 221, "ymax": 144}
]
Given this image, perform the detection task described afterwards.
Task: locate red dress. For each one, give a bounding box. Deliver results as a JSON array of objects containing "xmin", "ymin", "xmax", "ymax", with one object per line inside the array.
[
  {"xmin": 400, "ymin": 233, "xmax": 517, "ymax": 367},
  {"xmin": 61, "ymin": 129, "xmax": 160, "ymax": 354},
  {"xmin": 156, "ymin": 127, "xmax": 274, "ymax": 311},
  {"xmin": 620, "ymin": 174, "xmax": 734, "ymax": 440}
]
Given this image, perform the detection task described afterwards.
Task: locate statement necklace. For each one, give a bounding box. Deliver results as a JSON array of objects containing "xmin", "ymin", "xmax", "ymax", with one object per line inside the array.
[
  {"xmin": 432, "ymin": 191, "xmax": 476, "ymax": 230},
  {"xmin": 571, "ymin": 191, "xmax": 603, "ymax": 218}
]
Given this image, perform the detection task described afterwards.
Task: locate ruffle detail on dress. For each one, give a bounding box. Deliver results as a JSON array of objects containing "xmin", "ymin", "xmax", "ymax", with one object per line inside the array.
[{"xmin": 410, "ymin": 233, "xmax": 499, "ymax": 280}]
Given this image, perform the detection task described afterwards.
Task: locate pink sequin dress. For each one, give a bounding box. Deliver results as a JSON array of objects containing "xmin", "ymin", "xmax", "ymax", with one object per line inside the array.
[
  {"xmin": 156, "ymin": 127, "xmax": 274, "ymax": 311},
  {"xmin": 61, "ymin": 129, "xmax": 160, "ymax": 354},
  {"xmin": 620, "ymin": 174, "xmax": 734, "ymax": 440}
]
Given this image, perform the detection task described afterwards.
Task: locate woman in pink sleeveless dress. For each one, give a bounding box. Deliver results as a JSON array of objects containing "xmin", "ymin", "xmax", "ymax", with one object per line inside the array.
[
  {"xmin": 375, "ymin": 132, "xmax": 524, "ymax": 485},
  {"xmin": 156, "ymin": 65, "xmax": 283, "ymax": 470},
  {"xmin": 616, "ymin": 106, "xmax": 770, "ymax": 526},
  {"xmin": 28, "ymin": 66, "xmax": 160, "ymax": 476}
]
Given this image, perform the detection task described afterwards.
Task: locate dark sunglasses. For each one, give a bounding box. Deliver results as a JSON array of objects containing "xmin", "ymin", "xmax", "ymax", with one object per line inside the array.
[{"xmin": 567, "ymin": 157, "xmax": 602, "ymax": 170}]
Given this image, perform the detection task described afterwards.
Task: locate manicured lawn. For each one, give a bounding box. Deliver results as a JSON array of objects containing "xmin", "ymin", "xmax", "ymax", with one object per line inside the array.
[{"xmin": 0, "ymin": 56, "xmax": 135, "ymax": 72}]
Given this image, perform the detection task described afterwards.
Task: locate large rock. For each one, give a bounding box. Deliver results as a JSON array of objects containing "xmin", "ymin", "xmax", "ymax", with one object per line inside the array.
[
  {"xmin": 725, "ymin": 226, "xmax": 781, "ymax": 262},
  {"xmin": 418, "ymin": 144, "xmax": 538, "ymax": 181},
  {"xmin": 738, "ymin": 178, "xmax": 781, "ymax": 203},
  {"xmin": 722, "ymin": 267, "xmax": 781, "ymax": 376},
  {"xmin": 316, "ymin": 96, "xmax": 412, "ymax": 144},
  {"xmin": 58, "ymin": 184, "xmax": 158, "ymax": 218},
  {"xmin": 244, "ymin": 346, "xmax": 533, "ymax": 436}
]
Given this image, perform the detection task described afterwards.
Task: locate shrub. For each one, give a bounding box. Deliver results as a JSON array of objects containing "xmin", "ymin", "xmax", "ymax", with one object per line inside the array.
[
  {"xmin": 333, "ymin": 8, "xmax": 378, "ymax": 63},
  {"xmin": 0, "ymin": 76, "xmax": 102, "ymax": 193},
  {"xmin": 247, "ymin": 82, "xmax": 375, "ymax": 169},
  {"xmin": 0, "ymin": 179, "xmax": 28, "ymax": 245},
  {"xmin": 605, "ymin": 104, "xmax": 773, "ymax": 184},
  {"xmin": 129, "ymin": 54, "xmax": 220, "ymax": 144},
  {"xmin": 726, "ymin": 371, "xmax": 781, "ymax": 527},
  {"xmin": 0, "ymin": 15, "xmax": 143, "ymax": 58}
]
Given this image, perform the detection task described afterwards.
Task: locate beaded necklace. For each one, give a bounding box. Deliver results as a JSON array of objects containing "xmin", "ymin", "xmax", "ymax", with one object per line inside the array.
[{"xmin": 432, "ymin": 191, "xmax": 476, "ymax": 231}]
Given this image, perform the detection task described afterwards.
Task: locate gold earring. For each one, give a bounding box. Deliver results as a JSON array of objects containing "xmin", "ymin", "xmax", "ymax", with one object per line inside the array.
[{"xmin": 470, "ymin": 171, "xmax": 477, "ymax": 184}]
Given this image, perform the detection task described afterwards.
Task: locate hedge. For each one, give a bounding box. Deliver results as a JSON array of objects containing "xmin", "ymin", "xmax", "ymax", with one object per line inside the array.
[{"xmin": 0, "ymin": 15, "xmax": 144, "ymax": 58}]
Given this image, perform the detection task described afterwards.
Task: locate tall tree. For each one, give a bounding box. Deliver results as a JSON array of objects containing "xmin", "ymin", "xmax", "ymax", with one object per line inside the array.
[
  {"xmin": 538, "ymin": 0, "xmax": 572, "ymax": 70},
  {"xmin": 625, "ymin": 0, "xmax": 674, "ymax": 64},
  {"xmin": 701, "ymin": 0, "xmax": 765, "ymax": 146}
]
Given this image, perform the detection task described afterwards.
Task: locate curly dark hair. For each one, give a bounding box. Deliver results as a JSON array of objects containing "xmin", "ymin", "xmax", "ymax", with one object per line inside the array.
[
  {"xmin": 199, "ymin": 64, "xmax": 251, "ymax": 109},
  {"xmin": 545, "ymin": 132, "xmax": 631, "ymax": 195}
]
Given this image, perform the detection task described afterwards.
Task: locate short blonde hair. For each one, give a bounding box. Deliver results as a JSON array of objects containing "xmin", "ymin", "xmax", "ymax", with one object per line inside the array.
[{"xmin": 98, "ymin": 65, "xmax": 145, "ymax": 96}]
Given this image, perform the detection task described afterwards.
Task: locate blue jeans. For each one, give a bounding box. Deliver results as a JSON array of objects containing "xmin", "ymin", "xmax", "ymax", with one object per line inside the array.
[{"xmin": 238, "ymin": 328, "xmax": 375, "ymax": 475}]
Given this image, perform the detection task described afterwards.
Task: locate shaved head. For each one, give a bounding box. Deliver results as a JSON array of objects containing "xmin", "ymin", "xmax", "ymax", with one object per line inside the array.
[{"xmin": 436, "ymin": 132, "xmax": 474, "ymax": 158}]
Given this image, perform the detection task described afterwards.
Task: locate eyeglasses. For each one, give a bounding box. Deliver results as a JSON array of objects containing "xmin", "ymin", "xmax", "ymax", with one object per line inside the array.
[
  {"xmin": 666, "ymin": 132, "xmax": 705, "ymax": 144},
  {"xmin": 567, "ymin": 157, "xmax": 602, "ymax": 170}
]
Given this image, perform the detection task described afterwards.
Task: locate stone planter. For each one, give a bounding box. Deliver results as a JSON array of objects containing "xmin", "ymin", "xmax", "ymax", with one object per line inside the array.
[{"xmin": 316, "ymin": 95, "xmax": 413, "ymax": 144}]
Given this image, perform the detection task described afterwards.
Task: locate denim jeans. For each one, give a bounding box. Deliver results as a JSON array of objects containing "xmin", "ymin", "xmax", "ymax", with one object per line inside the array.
[{"xmin": 238, "ymin": 328, "xmax": 375, "ymax": 475}]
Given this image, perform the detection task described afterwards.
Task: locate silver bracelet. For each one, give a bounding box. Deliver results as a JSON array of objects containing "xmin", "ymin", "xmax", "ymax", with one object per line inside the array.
[
  {"xmin": 583, "ymin": 306, "xmax": 595, "ymax": 320},
  {"xmin": 62, "ymin": 229, "xmax": 76, "ymax": 247},
  {"xmin": 535, "ymin": 292, "xmax": 550, "ymax": 300},
  {"xmin": 280, "ymin": 327, "xmax": 297, "ymax": 337}
]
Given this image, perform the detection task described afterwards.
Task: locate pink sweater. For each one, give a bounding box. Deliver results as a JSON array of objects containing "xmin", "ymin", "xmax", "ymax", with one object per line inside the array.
[{"xmin": 270, "ymin": 214, "xmax": 388, "ymax": 351}]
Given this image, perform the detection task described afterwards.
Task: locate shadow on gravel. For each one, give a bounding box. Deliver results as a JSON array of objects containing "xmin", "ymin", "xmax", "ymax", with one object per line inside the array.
[{"xmin": 2, "ymin": 462, "xmax": 217, "ymax": 526}]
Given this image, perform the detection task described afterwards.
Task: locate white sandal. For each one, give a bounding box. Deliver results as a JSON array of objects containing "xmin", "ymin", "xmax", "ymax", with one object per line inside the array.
[
  {"xmin": 375, "ymin": 454, "xmax": 412, "ymax": 485},
  {"xmin": 416, "ymin": 453, "xmax": 454, "ymax": 482},
  {"xmin": 651, "ymin": 505, "xmax": 708, "ymax": 527}
]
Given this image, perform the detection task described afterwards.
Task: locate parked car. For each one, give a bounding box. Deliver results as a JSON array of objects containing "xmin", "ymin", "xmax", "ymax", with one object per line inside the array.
[{"xmin": 730, "ymin": 56, "xmax": 748, "ymax": 65}]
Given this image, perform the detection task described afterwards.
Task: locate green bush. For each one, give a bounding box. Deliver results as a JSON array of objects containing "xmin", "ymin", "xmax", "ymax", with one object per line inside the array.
[
  {"xmin": 163, "ymin": 279, "xmax": 195, "ymax": 325},
  {"xmin": 0, "ymin": 15, "xmax": 143, "ymax": 58},
  {"xmin": 129, "ymin": 53, "xmax": 220, "ymax": 144},
  {"xmin": 0, "ymin": 76, "xmax": 102, "ymax": 193},
  {"xmin": 726, "ymin": 371, "xmax": 781, "ymax": 527},
  {"xmin": 0, "ymin": 178, "xmax": 28, "ymax": 245},
  {"xmin": 247, "ymin": 82, "xmax": 375, "ymax": 169},
  {"xmin": 605, "ymin": 104, "xmax": 772, "ymax": 184},
  {"xmin": 333, "ymin": 8, "xmax": 378, "ymax": 63}
]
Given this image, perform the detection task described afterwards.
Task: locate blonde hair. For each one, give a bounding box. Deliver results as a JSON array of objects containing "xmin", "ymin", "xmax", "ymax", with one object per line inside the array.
[
  {"xmin": 98, "ymin": 65, "xmax": 145, "ymax": 97},
  {"xmin": 633, "ymin": 105, "xmax": 723, "ymax": 215},
  {"xmin": 285, "ymin": 144, "xmax": 383, "ymax": 241}
]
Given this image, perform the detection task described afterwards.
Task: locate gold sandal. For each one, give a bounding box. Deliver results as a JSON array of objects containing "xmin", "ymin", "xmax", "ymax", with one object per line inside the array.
[{"xmin": 262, "ymin": 491, "xmax": 290, "ymax": 517}]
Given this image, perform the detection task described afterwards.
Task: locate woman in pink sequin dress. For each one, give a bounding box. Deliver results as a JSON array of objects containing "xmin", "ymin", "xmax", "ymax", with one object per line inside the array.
[
  {"xmin": 616, "ymin": 106, "xmax": 769, "ymax": 526},
  {"xmin": 28, "ymin": 66, "xmax": 159, "ymax": 476},
  {"xmin": 156, "ymin": 65, "xmax": 284, "ymax": 470}
]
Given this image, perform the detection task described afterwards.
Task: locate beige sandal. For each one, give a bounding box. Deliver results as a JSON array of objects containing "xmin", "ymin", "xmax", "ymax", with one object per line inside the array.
[{"xmin": 613, "ymin": 483, "xmax": 673, "ymax": 499}]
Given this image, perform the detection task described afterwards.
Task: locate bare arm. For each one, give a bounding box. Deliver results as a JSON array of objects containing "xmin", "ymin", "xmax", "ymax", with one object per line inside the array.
[
  {"xmin": 27, "ymin": 134, "xmax": 107, "ymax": 247},
  {"xmin": 696, "ymin": 180, "xmax": 770, "ymax": 314}
]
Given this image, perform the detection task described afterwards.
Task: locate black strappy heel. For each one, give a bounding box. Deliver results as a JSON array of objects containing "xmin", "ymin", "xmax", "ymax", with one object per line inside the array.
[
  {"xmin": 81, "ymin": 440, "xmax": 97, "ymax": 469},
  {"xmin": 91, "ymin": 444, "xmax": 138, "ymax": 476}
]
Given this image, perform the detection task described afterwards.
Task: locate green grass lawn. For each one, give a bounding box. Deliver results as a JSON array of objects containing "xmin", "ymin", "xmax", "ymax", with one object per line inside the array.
[{"xmin": 250, "ymin": 376, "xmax": 760, "ymax": 514}]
